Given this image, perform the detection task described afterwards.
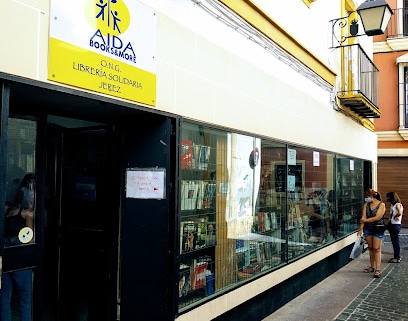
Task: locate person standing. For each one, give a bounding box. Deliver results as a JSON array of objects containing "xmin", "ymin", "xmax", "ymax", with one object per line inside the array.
[
  {"xmin": 386, "ymin": 191, "xmax": 403, "ymax": 263},
  {"xmin": 358, "ymin": 189, "xmax": 386, "ymax": 278},
  {"xmin": 2, "ymin": 173, "xmax": 35, "ymax": 321}
]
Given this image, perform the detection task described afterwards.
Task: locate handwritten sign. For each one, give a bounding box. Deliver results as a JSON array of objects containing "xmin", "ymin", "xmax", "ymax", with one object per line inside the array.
[{"xmin": 126, "ymin": 168, "xmax": 166, "ymax": 199}]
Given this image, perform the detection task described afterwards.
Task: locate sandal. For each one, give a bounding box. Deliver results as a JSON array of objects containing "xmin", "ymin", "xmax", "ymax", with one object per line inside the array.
[
  {"xmin": 364, "ymin": 266, "xmax": 375, "ymax": 273},
  {"xmin": 374, "ymin": 270, "xmax": 381, "ymax": 278},
  {"xmin": 388, "ymin": 258, "xmax": 401, "ymax": 263}
]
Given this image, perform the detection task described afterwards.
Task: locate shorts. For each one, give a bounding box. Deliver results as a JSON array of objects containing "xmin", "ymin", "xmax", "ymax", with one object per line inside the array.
[{"xmin": 363, "ymin": 225, "xmax": 385, "ymax": 239}]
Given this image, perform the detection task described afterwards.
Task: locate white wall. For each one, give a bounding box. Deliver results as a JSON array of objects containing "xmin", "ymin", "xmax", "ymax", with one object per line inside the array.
[
  {"xmin": 0, "ymin": 0, "xmax": 378, "ymax": 162},
  {"xmin": 147, "ymin": 0, "xmax": 377, "ymax": 161},
  {"xmin": 254, "ymin": 0, "xmax": 337, "ymax": 64}
]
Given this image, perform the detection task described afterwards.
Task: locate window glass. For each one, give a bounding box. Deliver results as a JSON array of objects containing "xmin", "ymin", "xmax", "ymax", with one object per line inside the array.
[
  {"xmin": 179, "ymin": 122, "xmax": 225, "ymax": 308},
  {"xmin": 336, "ymin": 157, "xmax": 363, "ymax": 234},
  {"xmin": 5, "ymin": 118, "xmax": 36, "ymax": 247},
  {"xmin": 280, "ymin": 146, "xmax": 337, "ymax": 259},
  {"xmin": 405, "ymin": 67, "xmax": 408, "ymax": 128},
  {"xmin": 254, "ymin": 140, "xmax": 287, "ymax": 266},
  {"xmin": 178, "ymin": 121, "xmax": 365, "ymax": 311}
]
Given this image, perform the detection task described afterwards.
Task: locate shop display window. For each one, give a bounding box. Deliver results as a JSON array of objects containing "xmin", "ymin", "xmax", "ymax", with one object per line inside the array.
[{"xmin": 178, "ymin": 122, "xmax": 364, "ymax": 310}]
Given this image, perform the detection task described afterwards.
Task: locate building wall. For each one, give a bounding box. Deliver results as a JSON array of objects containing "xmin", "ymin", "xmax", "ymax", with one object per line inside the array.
[
  {"xmin": 377, "ymin": 157, "xmax": 408, "ymax": 226},
  {"xmin": 373, "ymin": 0, "xmax": 408, "ymax": 226},
  {"xmin": 152, "ymin": 1, "xmax": 379, "ymax": 162},
  {"xmin": 375, "ymin": 51, "xmax": 404, "ymax": 131},
  {"xmin": 1, "ymin": 0, "xmax": 382, "ymax": 319},
  {"xmin": 0, "ymin": 0, "xmax": 378, "ymax": 162}
]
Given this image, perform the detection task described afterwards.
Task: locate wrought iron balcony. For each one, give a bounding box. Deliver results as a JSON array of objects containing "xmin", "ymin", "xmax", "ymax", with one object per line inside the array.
[
  {"xmin": 336, "ymin": 44, "xmax": 380, "ymax": 118},
  {"xmin": 385, "ymin": 7, "xmax": 408, "ymax": 38}
]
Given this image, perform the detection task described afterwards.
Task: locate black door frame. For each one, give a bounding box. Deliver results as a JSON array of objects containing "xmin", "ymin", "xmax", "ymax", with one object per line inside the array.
[
  {"xmin": 0, "ymin": 74, "xmax": 179, "ymax": 320},
  {"xmin": 0, "ymin": 82, "xmax": 45, "ymax": 321},
  {"xmin": 43, "ymin": 123, "xmax": 120, "ymax": 320},
  {"xmin": 0, "ymin": 80, "xmax": 10, "ymax": 257}
]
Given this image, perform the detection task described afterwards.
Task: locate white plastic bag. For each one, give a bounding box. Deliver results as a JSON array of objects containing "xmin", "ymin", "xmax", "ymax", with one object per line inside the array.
[{"xmin": 349, "ymin": 236, "xmax": 363, "ymax": 259}]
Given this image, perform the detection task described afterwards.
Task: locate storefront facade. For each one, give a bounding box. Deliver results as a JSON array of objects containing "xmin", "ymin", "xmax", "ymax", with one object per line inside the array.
[{"xmin": 0, "ymin": 0, "xmax": 379, "ymax": 320}]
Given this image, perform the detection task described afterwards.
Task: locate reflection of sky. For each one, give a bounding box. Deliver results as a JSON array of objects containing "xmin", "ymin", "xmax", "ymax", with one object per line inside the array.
[{"xmin": 235, "ymin": 233, "xmax": 312, "ymax": 246}]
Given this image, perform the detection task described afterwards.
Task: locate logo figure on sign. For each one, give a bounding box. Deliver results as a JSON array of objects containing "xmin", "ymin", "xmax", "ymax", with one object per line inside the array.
[
  {"xmin": 86, "ymin": 0, "xmax": 136, "ymax": 63},
  {"xmin": 95, "ymin": 0, "xmax": 124, "ymax": 34},
  {"xmin": 18, "ymin": 227, "xmax": 34, "ymax": 244}
]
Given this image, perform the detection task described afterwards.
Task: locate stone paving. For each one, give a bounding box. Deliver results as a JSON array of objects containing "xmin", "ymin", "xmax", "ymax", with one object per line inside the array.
[
  {"xmin": 262, "ymin": 230, "xmax": 408, "ymax": 321},
  {"xmin": 334, "ymin": 232, "xmax": 408, "ymax": 321}
]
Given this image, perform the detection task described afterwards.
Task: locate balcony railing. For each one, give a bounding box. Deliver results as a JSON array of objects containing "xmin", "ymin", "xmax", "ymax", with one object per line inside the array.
[
  {"xmin": 336, "ymin": 44, "xmax": 380, "ymax": 118},
  {"xmin": 386, "ymin": 8, "xmax": 408, "ymax": 38}
]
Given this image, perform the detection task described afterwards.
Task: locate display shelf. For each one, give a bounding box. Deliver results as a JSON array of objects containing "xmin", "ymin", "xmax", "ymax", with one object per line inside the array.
[{"xmin": 178, "ymin": 124, "xmax": 219, "ymax": 308}]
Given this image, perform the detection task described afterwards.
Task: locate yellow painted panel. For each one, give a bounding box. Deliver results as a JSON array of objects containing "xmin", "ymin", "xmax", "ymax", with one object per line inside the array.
[
  {"xmin": 302, "ymin": 0, "xmax": 316, "ymax": 8},
  {"xmin": 345, "ymin": 0, "xmax": 357, "ymax": 12},
  {"xmin": 48, "ymin": 38, "xmax": 156, "ymax": 106}
]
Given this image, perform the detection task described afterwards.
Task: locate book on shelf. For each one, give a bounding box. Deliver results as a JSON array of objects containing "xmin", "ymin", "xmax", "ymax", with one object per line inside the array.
[
  {"xmin": 198, "ymin": 144, "xmax": 211, "ymax": 170},
  {"xmin": 179, "ymin": 264, "xmax": 190, "ymax": 297},
  {"xmin": 192, "ymin": 144, "xmax": 201, "ymax": 170},
  {"xmin": 192, "ymin": 143, "xmax": 211, "ymax": 170},
  {"xmin": 259, "ymin": 243, "xmax": 266, "ymax": 263},
  {"xmin": 236, "ymin": 239, "xmax": 245, "ymax": 252},
  {"xmin": 236, "ymin": 251, "xmax": 246, "ymax": 271},
  {"xmin": 241, "ymin": 263, "xmax": 262, "ymax": 275},
  {"xmin": 197, "ymin": 255, "xmax": 213, "ymax": 270},
  {"xmin": 202, "ymin": 182, "xmax": 216, "ymax": 208},
  {"xmin": 196, "ymin": 180, "xmax": 205, "ymax": 210},
  {"xmin": 197, "ymin": 221, "xmax": 207, "ymax": 248},
  {"xmin": 238, "ymin": 262, "xmax": 262, "ymax": 279},
  {"xmin": 181, "ymin": 221, "xmax": 198, "ymax": 253},
  {"xmin": 190, "ymin": 260, "xmax": 208, "ymax": 291},
  {"xmin": 257, "ymin": 212, "xmax": 265, "ymax": 232},
  {"xmin": 264, "ymin": 212, "xmax": 271, "ymax": 231},
  {"xmin": 256, "ymin": 212, "xmax": 271, "ymax": 232},
  {"xmin": 205, "ymin": 222, "xmax": 216, "ymax": 246},
  {"xmin": 181, "ymin": 180, "xmax": 199, "ymax": 210},
  {"xmin": 249, "ymin": 241, "xmax": 260, "ymax": 264},
  {"xmin": 263, "ymin": 242, "xmax": 273, "ymax": 262},
  {"xmin": 270, "ymin": 212, "xmax": 278, "ymax": 229},
  {"xmin": 181, "ymin": 139, "xmax": 193, "ymax": 169}
]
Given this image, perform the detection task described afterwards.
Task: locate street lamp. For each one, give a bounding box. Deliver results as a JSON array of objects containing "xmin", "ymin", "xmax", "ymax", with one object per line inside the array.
[
  {"xmin": 330, "ymin": 0, "xmax": 393, "ymax": 46},
  {"xmin": 357, "ymin": 0, "xmax": 393, "ymax": 36}
]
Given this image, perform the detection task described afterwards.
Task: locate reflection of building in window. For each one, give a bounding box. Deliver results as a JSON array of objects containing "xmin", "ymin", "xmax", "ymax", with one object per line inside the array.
[
  {"xmin": 275, "ymin": 164, "xmax": 303, "ymax": 192},
  {"xmin": 207, "ymin": 224, "xmax": 215, "ymax": 235}
]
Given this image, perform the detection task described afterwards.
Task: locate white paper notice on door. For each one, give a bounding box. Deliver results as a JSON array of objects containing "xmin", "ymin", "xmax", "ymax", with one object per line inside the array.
[{"xmin": 126, "ymin": 168, "xmax": 166, "ymax": 199}]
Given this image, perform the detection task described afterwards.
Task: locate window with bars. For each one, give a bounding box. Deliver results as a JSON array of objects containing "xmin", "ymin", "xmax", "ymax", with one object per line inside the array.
[{"xmin": 405, "ymin": 67, "xmax": 408, "ymax": 128}]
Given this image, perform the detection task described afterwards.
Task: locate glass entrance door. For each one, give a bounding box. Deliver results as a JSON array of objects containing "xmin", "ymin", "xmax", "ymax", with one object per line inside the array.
[
  {"xmin": 3, "ymin": 117, "xmax": 38, "ymax": 321},
  {"xmin": 43, "ymin": 118, "xmax": 118, "ymax": 321}
]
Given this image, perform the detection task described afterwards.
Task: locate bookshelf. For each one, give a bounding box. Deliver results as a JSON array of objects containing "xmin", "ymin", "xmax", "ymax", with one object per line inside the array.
[
  {"xmin": 234, "ymin": 159, "xmax": 308, "ymax": 273},
  {"xmin": 178, "ymin": 124, "xmax": 219, "ymax": 307},
  {"xmin": 337, "ymin": 158, "xmax": 363, "ymax": 232}
]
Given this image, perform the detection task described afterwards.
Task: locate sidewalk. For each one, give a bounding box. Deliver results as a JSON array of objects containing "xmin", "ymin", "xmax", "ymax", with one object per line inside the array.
[{"xmin": 262, "ymin": 229, "xmax": 408, "ymax": 321}]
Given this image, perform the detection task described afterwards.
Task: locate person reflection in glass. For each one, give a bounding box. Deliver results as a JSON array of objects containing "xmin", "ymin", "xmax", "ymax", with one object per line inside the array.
[
  {"xmin": 2, "ymin": 173, "xmax": 35, "ymax": 321},
  {"xmin": 308, "ymin": 189, "xmax": 331, "ymax": 243}
]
